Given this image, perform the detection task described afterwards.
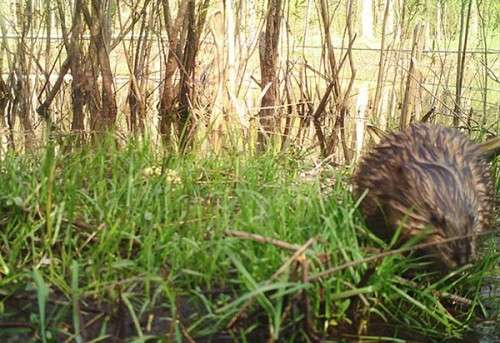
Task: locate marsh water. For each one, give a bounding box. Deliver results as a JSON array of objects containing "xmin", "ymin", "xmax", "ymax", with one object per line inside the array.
[
  {"xmin": 1, "ymin": 238, "xmax": 499, "ymax": 342},
  {"xmin": 470, "ymin": 236, "xmax": 500, "ymax": 343}
]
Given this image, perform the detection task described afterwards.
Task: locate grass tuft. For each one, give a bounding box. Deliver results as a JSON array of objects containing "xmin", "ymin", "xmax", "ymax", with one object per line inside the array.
[{"xmin": 0, "ymin": 138, "xmax": 498, "ymax": 341}]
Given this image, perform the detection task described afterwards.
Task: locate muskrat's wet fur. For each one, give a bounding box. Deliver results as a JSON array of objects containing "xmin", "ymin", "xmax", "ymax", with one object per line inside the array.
[{"xmin": 353, "ymin": 123, "xmax": 495, "ymax": 269}]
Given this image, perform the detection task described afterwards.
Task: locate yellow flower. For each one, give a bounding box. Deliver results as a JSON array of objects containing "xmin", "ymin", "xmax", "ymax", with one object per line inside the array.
[
  {"xmin": 141, "ymin": 166, "xmax": 161, "ymax": 177},
  {"xmin": 165, "ymin": 169, "xmax": 181, "ymax": 184}
]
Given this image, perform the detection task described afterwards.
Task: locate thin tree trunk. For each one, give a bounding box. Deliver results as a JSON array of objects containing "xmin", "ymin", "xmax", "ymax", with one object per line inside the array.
[
  {"xmin": 0, "ymin": 18, "xmax": 15, "ymax": 150},
  {"xmin": 124, "ymin": 2, "xmax": 151, "ymax": 134},
  {"xmin": 0, "ymin": 31, "xmax": 8, "ymax": 145},
  {"xmin": 159, "ymin": 0, "xmax": 188, "ymax": 146},
  {"xmin": 15, "ymin": 0, "xmax": 35, "ymax": 150},
  {"xmin": 69, "ymin": 1, "xmax": 87, "ymax": 139},
  {"xmin": 257, "ymin": 0, "xmax": 282, "ymax": 151},
  {"xmin": 174, "ymin": 0, "xmax": 210, "ymax": 151},
  {"xmin": 82, "ymin": 1, "xmax": 117, "ymax": 132},
  {"xmin": 177, "ymin": 0, "xmax": 198, "ymax": 151}
]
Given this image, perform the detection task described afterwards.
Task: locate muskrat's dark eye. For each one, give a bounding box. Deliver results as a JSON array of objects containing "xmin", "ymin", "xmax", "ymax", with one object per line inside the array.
[
  {"xmin": 468, "ymin": 213, "xmax": 475, "ymax": 225},
  {"xmin": 430, "ymin": 213, "xmax": 440, "ymax": 226},
  {"xmin": 430, "ymin": 213, "xmax": 447, "ymax": 230}
]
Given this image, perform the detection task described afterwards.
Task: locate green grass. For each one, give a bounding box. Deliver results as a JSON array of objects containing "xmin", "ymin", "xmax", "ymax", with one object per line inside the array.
[{"xmin": 0, "ymin": 137, "xmax": 498, "ymax": 342}]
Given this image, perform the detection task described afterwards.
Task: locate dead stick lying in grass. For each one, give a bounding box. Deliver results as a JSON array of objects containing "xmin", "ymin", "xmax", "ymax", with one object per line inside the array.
[
  {"xmin": 225, "ymin": 229, "xmax": 496, "ymax": 283},
  {"xmin": 307, "ymin": 229, "xmax": 497, "ymax": 282},
  {"xmin": 226, "ymin": 237, "xmax": 317, "ymax": 329},
  {"xmin": 224, "ymin": 229, "xmax": 302, "ymax": 251},
  {"xmin": 226, "ymin": 229, "xmax": 496, "ymax": 317}
]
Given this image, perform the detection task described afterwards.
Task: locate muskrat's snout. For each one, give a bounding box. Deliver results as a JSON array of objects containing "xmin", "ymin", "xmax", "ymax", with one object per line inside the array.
[
  {"xmin": 427, "ymin": 233, "xmax": 476, "ymax": 269},
  {"xmin": 454, "ymin": 238, "xmax": 475, "ymax": 266},
  {"xmin": 438, "ymin": 214, "xmax": 476, "ymax": 267}
]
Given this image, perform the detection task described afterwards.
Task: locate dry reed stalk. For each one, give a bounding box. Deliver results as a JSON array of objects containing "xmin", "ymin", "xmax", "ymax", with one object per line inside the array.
[
  {"xmin": 400, "ymin": 24, "xmax": 423, "ymax": 129},
  {"xmin": 208, "ymin": 10, "xmax": 226, "ymax": 151},
  {"xmin": 453, "ymin": 0, "xmax": 473, "ymax": 127},
  {"xmin": 316, "ymin": 0, "xmax": 357, "ymax": 162},
  {"xmin": 118, "ymin": 0, "xmax": 154, "ymax": 133},
  {"xmin": 371, "ymin": 0, "xmax": 391, "ymax": 120}
]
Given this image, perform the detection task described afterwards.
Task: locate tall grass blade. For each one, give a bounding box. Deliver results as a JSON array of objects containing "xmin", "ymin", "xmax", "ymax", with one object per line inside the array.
[{"xmin": 33, "ymin": 268, "xmax": 50, "ymax": 343}]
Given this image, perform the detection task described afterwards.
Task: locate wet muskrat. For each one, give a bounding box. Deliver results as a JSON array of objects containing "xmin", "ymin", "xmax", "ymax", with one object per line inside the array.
[{"xmin": 353, "ymin": 123, "xmax": 495, "ymax": 269}]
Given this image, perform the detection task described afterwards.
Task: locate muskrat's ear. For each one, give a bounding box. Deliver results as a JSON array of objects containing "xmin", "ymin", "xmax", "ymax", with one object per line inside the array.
[{"xmin": 478, "ymin": 136, "xmax": 500, "ymax": 161}]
